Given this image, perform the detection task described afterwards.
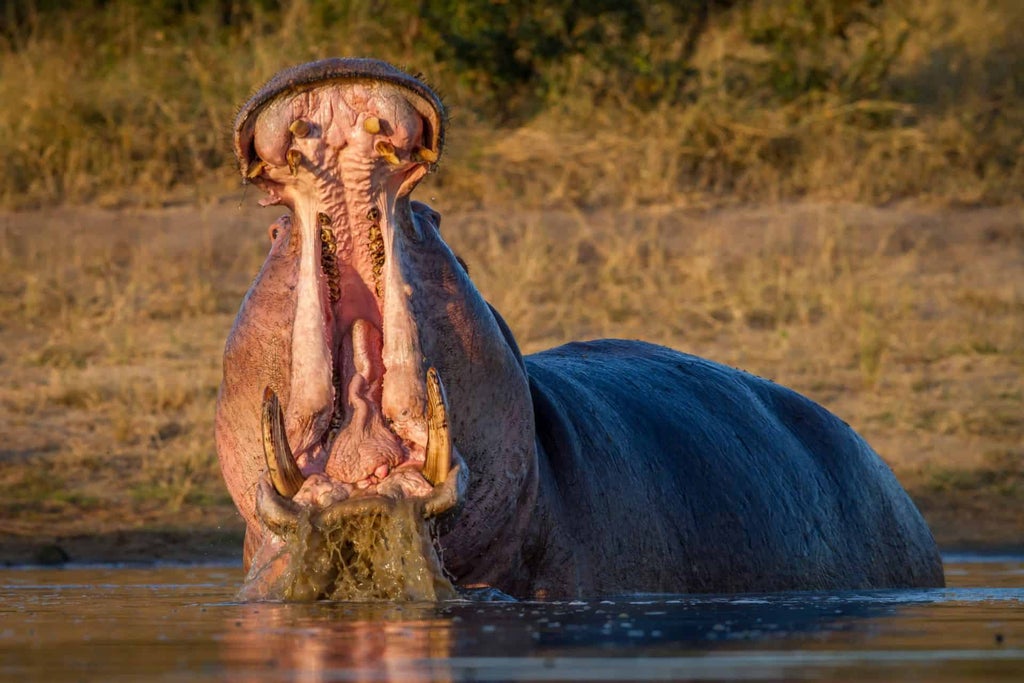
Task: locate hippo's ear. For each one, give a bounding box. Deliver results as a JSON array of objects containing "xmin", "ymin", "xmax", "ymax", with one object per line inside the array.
[{"xmin": 394, "ymin": 79, "xmax": 446, "ymax": 170}]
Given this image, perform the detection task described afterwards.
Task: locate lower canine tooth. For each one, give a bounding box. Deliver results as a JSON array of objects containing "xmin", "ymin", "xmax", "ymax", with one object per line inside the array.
[
  {"xmin": 261, "ymin": 387, "xmax": 307, "ymax": 498},
  {"xmin": 423, "ymin": 367, "xmax": 451, "ymax": 486},
  {"xmin": 286, "ymin": 149, "xmax": 302, "ymax": 175}
]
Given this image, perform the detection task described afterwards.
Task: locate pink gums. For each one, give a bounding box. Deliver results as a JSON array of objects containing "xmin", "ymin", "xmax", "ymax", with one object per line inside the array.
[{"xmin": 248, "ymin": 82, "xmax": 434, "ymax": 503}]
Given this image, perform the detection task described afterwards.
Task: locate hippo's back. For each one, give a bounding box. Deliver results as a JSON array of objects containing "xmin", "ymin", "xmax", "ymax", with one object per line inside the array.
[{"xmin": 524, "ymin": 339, "xmax": 943, "ymax": 594}]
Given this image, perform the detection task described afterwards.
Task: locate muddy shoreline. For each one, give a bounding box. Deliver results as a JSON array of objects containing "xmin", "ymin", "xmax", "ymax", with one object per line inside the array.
[
  {"xmin": 5, "ymin": 478, "xmax": 1019, "ymax": 567},
  {"xmin": 0, "ymin": 527, "xmax": 245, "ymax": 567},
  {"xmin": 1, "ymin": 529, "xmax": 1021, "ymax": 570}
]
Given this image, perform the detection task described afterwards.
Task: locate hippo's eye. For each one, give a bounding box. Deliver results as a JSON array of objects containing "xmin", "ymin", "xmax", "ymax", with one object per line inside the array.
[{"xmin": 268, "ymin": 225, "xmax": 280, "ymax": 241}]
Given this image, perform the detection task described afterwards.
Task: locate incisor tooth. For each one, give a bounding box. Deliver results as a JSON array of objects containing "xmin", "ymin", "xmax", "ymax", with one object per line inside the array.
[
  {"xmin": 413, "ymin": 147, "xmax": 438, "ymax": 164},
  {"xmin": 374, "ymin": 140, "xmax": 401, "ymax": 166},
  {"xmin": 363, "ymin": 116, "xmax": 381, "ymax": 134},
  {"xmin": 423, "ymin": 367, "xmax": 451, "ymax": 486},
  {"xmin": 246, "ymin": 159, "xmax": 266, "ymax": 179},
  {"xmin": 289, "ymin": 119, "xmax": 310, "ymax": 137}
]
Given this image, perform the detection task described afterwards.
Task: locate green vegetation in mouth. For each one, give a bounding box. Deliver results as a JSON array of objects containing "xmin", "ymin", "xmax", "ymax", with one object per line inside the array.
[
  {"xmin": 0, "ymin": 0, "xmax": 1021, "ymax": 208},
  {"xmin": 245, "ymin": 499, "xmax": 456, "ymax": 602}
]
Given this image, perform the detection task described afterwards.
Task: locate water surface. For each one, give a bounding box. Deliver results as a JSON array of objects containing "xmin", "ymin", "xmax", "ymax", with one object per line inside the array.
[{"xmin": 1, "ymin": 555, "xmax": 1021, "ymax": 681}]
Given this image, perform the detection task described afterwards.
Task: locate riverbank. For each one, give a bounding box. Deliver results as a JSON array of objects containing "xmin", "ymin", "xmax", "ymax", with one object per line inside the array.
[{"xmin": 1, "ymin": 200, "xmax": 1020, "ymax": 567}]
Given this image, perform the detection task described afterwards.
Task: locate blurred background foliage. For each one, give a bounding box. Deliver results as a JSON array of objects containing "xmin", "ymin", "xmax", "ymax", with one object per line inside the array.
[{"xmin": 0, "ymin": 0, "xmax": 1020, "ymax": 207}]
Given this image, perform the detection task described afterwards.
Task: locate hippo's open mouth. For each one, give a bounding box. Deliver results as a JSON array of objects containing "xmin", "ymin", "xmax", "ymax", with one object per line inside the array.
[{"xmin": 231, "ymin": 59, "xmax": 465, "ymax": 532}]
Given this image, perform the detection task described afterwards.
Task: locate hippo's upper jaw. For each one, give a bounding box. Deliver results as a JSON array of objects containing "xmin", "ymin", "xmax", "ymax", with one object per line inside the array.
[
  {"xmin": 219, "ymin": 60, "xmax": 481, "ymax": 589},
  {"xmin": 235, "ymin": 58, "xmax": 456, "ymax": 504}
]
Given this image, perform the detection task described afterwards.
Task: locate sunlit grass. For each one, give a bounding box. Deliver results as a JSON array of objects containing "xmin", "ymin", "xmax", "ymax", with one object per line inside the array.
[
  {"xmin": 0, "ymin": 1, "xmax": 1021, "ymax": 208},
  {"xmin": 1, "ymin": 200, "xmax": 1020, "ymax": 548}
]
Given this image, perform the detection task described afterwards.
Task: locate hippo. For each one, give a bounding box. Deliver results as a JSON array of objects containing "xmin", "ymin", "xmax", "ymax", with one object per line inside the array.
[{"xmin": 215, "ymin": 58, "xmax": 944, "ymax": 600}]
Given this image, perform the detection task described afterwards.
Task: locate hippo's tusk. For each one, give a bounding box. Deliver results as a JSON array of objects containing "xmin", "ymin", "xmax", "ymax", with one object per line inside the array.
[
  {"xmin": 289, "ymin": 119, "xmax": 310, "ymax": 137},
  {"xmin": 422, "ymin": 461, "xmax": 466, "ymax": 519},
  {"xmin": 286, "ymin": 149, "xmax": 303, "ymax": 175},
  {"xmin": 423, "ymin": 367, "xmax": 451, "ymax": 486},
  {"xmin": 261, "ymin": 387, "xmax": 307, "ymax": 498}
]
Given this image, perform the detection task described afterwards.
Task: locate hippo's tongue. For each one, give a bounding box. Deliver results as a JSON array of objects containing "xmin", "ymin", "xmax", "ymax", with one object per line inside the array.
[{"xmin": 233, "ymin": 59, "xmax": 450, "ymax": 502}]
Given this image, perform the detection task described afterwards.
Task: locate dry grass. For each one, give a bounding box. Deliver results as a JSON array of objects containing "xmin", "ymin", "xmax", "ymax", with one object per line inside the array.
[
  {"xmin": 0, "ymin": 199, "xmax": 1020, "ymax": 561},
  {"xmin": 0, "ymin": 206, "xmax": 256, "ymax": 555},
  {"xmin": 0, "ymin": 1, "xmax": 1021, "ymax": 209}
]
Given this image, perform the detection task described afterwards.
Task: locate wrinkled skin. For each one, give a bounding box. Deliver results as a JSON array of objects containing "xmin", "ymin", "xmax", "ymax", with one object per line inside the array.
[{"xmin": 216, "ymin": 58, "xmax": 944, "ymax": 600}]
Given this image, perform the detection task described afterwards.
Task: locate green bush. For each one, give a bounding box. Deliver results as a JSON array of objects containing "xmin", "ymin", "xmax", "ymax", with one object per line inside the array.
[{"xmin": 740, "ymin": 0, "xmax": 908, "ymax": 100}]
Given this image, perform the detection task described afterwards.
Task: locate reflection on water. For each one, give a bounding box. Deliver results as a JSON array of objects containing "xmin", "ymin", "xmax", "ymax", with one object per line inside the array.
[{"xmin": 0, "ymin": 557, "xmax": 1021, "ymax": 681}]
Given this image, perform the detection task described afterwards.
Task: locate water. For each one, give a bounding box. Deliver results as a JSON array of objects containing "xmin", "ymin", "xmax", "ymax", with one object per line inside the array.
[{"xmin": 1, "ymin": 556, "xmax": 1021, "ymax": 682}]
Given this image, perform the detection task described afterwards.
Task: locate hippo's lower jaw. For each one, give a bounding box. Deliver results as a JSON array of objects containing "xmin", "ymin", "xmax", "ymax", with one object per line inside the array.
[
  {"xmin": 257, "ymin": 364, "xmax": 466, "ymax": 522},
  {"xmin": 239, "ymin": 352, "xmax": 468, "ymax": 602},
  {"xmin": 244, "ymin": 454, "xmax": 467, "ymax": 602},
  {"xmin": 256, "ymin": 376, "xmax": 469, "ymax": 535},
  {"xmin": 243, "ymin": 418, "xmax": 468, "ymax": 602}
]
